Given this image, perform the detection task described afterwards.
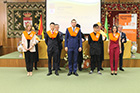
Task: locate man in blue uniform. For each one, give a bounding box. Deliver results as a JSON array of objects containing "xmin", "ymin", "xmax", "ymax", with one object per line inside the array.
[{"xmin": 65, "ymin": 19, "xmax": 82, "ymax": 76}]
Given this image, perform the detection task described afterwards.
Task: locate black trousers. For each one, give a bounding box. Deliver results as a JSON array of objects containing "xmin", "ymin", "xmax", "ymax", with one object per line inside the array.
[
  {"xmin": 24, "ymin": 51, "xmax": 34, "ymax": 72},
  {"xmin": 78, "ymin": 50, "xmax": 83, "ymax": 70},
  {"xmin": 35, "ymin": 62, "xmax": 37, "ymax": 68},
  {"xmin": 53, "ymin": 49, "xmax": 62, "ymax": 69},
  {"xmin": 100, "ymin": 55, "xmax": 103, "ymax": 68},
  {"xmin": 119, "ymin": 48, "xmax": 124, "ymax": 69},
  {"xmin": 100, "ymin": 41, "xmax": 104, "ymax": 69},
  {"xmin": 34, "ymin": 44, "xmax": 39, "ymax": 68},
  {"xmin": 90, "ymin": 55, "xmax": 101, "ymax": 71},
  {"xmin": 48, "ymin": 49, "xmax": 59, "ymax": 73},
  {"xmin": 35, "ymin": 44, "xmax": 39, "ymax": 61}
]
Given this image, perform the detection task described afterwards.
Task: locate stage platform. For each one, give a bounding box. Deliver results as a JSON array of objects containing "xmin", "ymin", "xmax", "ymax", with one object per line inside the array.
[{"xmin": 0, "ymin": 51, "xmax": 140, "ymax": 67}]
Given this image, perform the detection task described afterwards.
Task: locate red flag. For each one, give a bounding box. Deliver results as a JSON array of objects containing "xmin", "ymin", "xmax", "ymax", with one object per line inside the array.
[{"xmin": 38, "ymin": 15, "xmax": 44, "ymax": 39}]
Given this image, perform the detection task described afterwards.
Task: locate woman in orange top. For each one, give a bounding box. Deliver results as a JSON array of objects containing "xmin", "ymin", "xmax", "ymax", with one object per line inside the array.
[
  {"xmin": 108, "ymin": 25, "xmax": 121, "ymax": 75},
  {"xmin": 22, "ymin": 23, "xmax": 36, "ymax": 76}
]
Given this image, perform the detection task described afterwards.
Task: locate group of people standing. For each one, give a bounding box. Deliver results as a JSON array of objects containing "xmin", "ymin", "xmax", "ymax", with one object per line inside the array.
[{"xmin": 21, "ymin": 19, "xmax": 127, "ymax": 76}]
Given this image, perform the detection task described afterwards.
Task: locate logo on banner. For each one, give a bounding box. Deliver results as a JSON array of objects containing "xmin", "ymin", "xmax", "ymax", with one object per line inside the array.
[{"xmin": 23, "ymin": 12, "xmax": 32, "ymax": 27}]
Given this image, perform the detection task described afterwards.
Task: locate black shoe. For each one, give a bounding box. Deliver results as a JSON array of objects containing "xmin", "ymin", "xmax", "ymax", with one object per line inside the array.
[
  {"xmin": 58, "ymin": 68, "xmax": 61, "ymax": 71},
  {"xmin": 47, "ymin": 72, "xmax": 52, "ymax": 76},
  {"xmin": 35, "ymin": 67, "xmax": 38, "ymax": 70},
  {"xmin": 55, "ymin": 72, "xmax": 59, "ymax": 76},
  {"xmin": 79, "ymin": 68, "xmax": 83, "ymax": 71},
  {"xmin": 67, "ymin": 72, "xmax": 72, "ymax": 76},
  {"xmin": 111, "ymin": 73, "xmax": 114, "ymax": 75},
  {"xmin": 119, "ymin": 68, "xmax": 124, "ymax": 71},
  {"xmin": 73, "ymin": 72, "xmax": 79, "ymax": 76},
  {"xmin": 100, "ymin": 68, "xmax": 104, "ymax": 71},
  {"xmin": 52, "ymin": 69, "xmax": 55, "ymax": 71},
  {"xmin": 114, "ymin": 73, "xmax": 117, "ymax": 75}
]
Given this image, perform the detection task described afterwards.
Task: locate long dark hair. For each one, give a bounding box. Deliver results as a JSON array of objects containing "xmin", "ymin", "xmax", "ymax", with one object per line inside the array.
[{"xmin": 111, "ymin": 25, "xmax": 118, "ymax": 33}]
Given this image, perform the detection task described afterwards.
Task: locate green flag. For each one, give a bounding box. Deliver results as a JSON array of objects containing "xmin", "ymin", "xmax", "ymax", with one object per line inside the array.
[{"xmin": 104, "ymin": 15, "xmax": 109, "ymax": 39}]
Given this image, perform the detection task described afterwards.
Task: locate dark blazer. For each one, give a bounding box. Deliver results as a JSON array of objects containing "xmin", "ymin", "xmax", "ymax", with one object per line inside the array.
[
  {"xmin": 65, "ymin": 28, "xmax": 82, "ymax": 49},
  {"xmin": 45, "ymin": 32, "xmax": 61, "ymax": 52},
  {"xmin": 58, "ymin": 31, "xmax": 63, "ymax": 50},
  {"xmin": 81, "ymin": 32, "xmax": 86, "ymax": 41},
  {"xmin": 78, "ymin": 32, "xmax": 86, "ymax": 47},
  {"xmin": 88, "ymin": 32, "xmax": 103, "ymax": 55},
  {"xmin": 120, "ymin": 32, "xmax": 127, "ymax": 50}
]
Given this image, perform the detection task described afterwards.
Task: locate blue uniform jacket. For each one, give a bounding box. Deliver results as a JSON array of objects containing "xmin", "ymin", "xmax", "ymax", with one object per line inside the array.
[{"xmin": 65, "ymin": 28, "xmax": 82, "ymax": 49}]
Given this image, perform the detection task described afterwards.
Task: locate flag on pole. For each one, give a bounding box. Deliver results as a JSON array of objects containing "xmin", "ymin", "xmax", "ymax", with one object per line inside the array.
[
  {"xmin": 104, "ymin": 14, "xmax": 109, "ymax": 39},
  {"xmin": 38, "ymin": 15, "xmax": 44, "ymax": 39}
]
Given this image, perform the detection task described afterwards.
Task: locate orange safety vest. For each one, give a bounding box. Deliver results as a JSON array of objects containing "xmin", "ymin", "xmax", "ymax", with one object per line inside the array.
[
  {"xmin": 68, "ymin": 27, "xmax": 80, "ymax": 37},
  {"xmin": 109, "ymin": 33, "xmax": 120, "ymax": 42},
  {"xmin": 90, "ymin": 32, "xmax": 101, "ymax": 41},
  {"xmin": 47, "ymin": 30, "xmax": 58, "ymax": 38},
  {"xmin": 23, "ymin": 31, "xmax": 36, "ymax": 40}
]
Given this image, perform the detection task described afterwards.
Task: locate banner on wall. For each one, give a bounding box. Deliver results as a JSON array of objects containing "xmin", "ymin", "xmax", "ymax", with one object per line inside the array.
[
  {"xmin": 23, "ymin": 12, "xmax": 33, "ymax": 28},
  {"xmin": 119, "ymin": 14, "xmax": 137, "ymax": 42}
]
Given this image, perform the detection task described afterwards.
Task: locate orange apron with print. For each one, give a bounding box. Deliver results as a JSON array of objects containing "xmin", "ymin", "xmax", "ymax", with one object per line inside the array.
[
  {"xmin": 68, "ymin": 27, "xmax": 80, "ymax": 37},
  {"xmin": 23, "ymin": 31, "xmax": 36, "ymax": 40},
  {"xmin": 47, "ymin": 30, "xmax": 58, "ymax": 39},
  {"xmin": 109, "ymin": 33, "xmax": 120, "ymax": 42},
  {"xmin": 90, "ymin": 32, "xmax": 101, "ymax": 41}
]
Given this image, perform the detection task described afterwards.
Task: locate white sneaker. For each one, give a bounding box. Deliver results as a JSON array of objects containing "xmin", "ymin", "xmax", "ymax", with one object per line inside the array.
[
  {"xmin": 89, "ymin": 70, "xmax": 93, "ymax": 74},
  {"xmin": 98, "ymin": 71, "xmax": 102, "ymax": 75}
]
